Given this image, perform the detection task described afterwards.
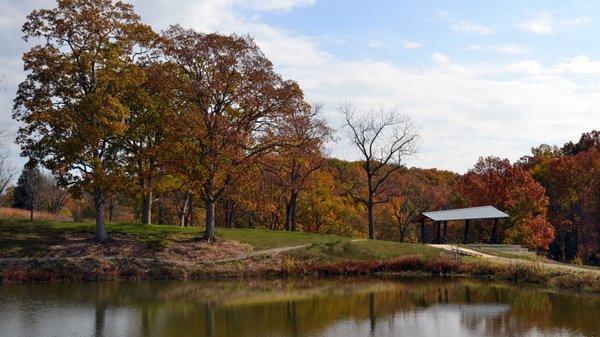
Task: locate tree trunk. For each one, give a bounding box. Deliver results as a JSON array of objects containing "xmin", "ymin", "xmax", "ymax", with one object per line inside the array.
[
  {"xmin": 367, "ymin": 200, "xmax": 375, "ymax": 239},
  {"xmin": 188, "ymin": 193, "xmax": 194, "ymax": 226},
  {"xmin": 226, "ymin": 198, "xmax": 234, "ymax": 228},
  {"xmin": 108, "ymin": 197, "xmax": 114, "ymax": 222},
  {"xmin": 285, "ymin": 202, "xmax": 292, "ymax": 231},
  {"xmin": 463, "ymin": 219, "xmax": 470, "ymax": 244},
  {"xmin": 399, "ymin": 227, "xmax": 405, "ymax": 242},
  {"xmin": 179, "ymin": 191, "xmax": 190, "ymax": 227},
  {"xmin": 442, "ymin": 221, "xmax": 448, "ymax": 243},
  {"xmin": 203, "ymin": 198, "xmax": 216, "ymax": 242},
  {"xmin": 421, "ymin": 219, "xmax": 426, "ymax": 243},
  {"xmin": 141, "ymin": 189, "xmax": 152, "ymax": 225},
  {"xmin": 490, "ymin": 218, "xmax": 499, "ymax": 244},
  {"xmin": 285, "ymin": 191, "xmax": 299, "ymax": 232},
  {"xmin": 94, "ymin": 190, "xmax": 107, "ymax": 242},
  {"xmin": 157, "ymin": 199, "xmax": 166, "ymax": 225}
]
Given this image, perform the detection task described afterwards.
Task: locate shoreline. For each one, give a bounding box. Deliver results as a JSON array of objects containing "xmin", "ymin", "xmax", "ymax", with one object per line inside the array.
[
  {"xmin": 2, "ymin": 254, "xmax": 599, "ymax": 294},
  {"xmin": 1, "ymin": 219, "xmax": 598, "ymax": 293}
]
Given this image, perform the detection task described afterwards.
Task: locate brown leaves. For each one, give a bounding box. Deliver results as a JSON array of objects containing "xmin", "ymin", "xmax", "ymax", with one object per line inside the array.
[{"xmin": 14, "ymin": 0, "xmax": 159, "ymax": 225}]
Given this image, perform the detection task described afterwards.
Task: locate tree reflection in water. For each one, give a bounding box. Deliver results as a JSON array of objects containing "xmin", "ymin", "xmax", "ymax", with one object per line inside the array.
[{"xmin": 0, "ymin": 277, "xmax": 599, "ymax": 337}]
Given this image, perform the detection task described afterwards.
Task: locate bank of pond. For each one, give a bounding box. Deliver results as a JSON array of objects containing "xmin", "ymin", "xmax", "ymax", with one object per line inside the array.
[{"xmin": 1, "ymin": 277, "xmax": 599, "ymax": 337}]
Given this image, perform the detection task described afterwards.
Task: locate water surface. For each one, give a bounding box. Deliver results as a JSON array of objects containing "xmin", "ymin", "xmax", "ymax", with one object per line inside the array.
[{"xmin": 1, "ymin": 277, "xmax": 598, "ymax": 337}]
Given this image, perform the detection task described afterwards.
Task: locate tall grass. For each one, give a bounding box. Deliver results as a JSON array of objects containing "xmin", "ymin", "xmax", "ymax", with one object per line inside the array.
[{"xmin": 0, "ymin": 207, "xmax": 70, "ymax": 221}]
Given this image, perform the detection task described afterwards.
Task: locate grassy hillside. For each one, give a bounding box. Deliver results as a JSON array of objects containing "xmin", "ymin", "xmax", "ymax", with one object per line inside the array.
[
  {"xmin": 0, "ymin": 218, "xmax": 439, "ymax": 260},
  {"xmin": 1, "ymin": 218, "xmax": 598, "ymax": 294}
]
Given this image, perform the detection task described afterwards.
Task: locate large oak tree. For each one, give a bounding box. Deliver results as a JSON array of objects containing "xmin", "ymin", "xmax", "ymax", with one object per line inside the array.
[
  {"xmin": 162, "ymin": 26, "xmax": 303, "ymax": 241},
  {"xmin": 13, "ymin": 0, "xmax": 156, "ymax": 241},
  {"xmin": 122, "ymin": 62, "xmax": 174, "ymax": 225}
]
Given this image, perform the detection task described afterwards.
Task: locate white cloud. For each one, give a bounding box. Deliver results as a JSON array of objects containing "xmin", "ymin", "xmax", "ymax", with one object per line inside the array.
[
  {"xmin": 450, "ymin": 20, "xmax": 493, "ymax": 35},
  {"xmin": 5, "ymin": 1, "xmax": 600, "ymax": 173},
  {"xmin": 560, "ymin": 16, "xmax": 591, "ymax": 26},
  {"xmin": 553, "ymin": 55, "xmax": 600, "ymax": 75},
  {"xmin": 365, "ymin": 39, "xmax": 386, "ymax": 48},
  {"xmin": 506, "ymin": 60, "xmax": 544, "ymax": 75},
  {"xmin": 518, "ymin": 13, "xmax": 590, "ymax": 34},
  {"xmin": 468, "ymin": 43, "xmax": 531, "ymax": 55},
  {"xmin": 439, "ymin": 11, "xmax": 493, "ymax": 35},
  {"xmin": 431, "ymin": 53, "xmax": 450, "ymax": 64},
  {"xmin": 236, "ymin": 0, "xmax": 316, "ymax": 12},
  {"xmin": 518, "ymin": 12, "xmax": 553, "ymax": 34},
  {"xmin": 365, "ymin": 38, "xmax": 422, "ymax": 50},
  {"xmin": 403, "ymin": 40, "xmax": 422, "ymax": 49}
]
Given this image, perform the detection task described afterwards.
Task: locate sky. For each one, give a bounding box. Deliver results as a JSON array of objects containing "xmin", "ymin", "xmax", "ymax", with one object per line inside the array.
[{"xmin": 2, "ymin": 0, "xmax": 600, "ymax": 173}]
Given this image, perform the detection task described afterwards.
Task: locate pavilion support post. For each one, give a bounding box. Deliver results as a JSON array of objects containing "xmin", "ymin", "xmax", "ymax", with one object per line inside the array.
[
  {"xmin": 463, "ymin": 219, "xmax": 470, "ymax": 244},
  {"xmin": 490, "ymin": 218, "xmax": 499, "ymax": 244},
  {"xmin": 442, "ymin": 221, "xmax": 448, "ymax": 243},
  {"xmin": 435, "ymin": 221, "xmax": 441, "ymax": 244},
  {"xmin": 420, "ymin": 219, "xmax": 426, "ymax": 243}
]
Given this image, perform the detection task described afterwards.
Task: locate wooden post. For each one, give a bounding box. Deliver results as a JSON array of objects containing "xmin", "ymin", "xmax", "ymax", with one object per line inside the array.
[
  {"xmin": 442, "ymin": 221, "xmax": 448, "ymax": 243},
  {"xmin": 435, "ymin": 221, "xmax": 441, "ymax": 244},
  {"xmin": 490, "ymin": 218, "xmax": 499, "ymax": 244},
  {"xmin": 463, "ymin": 219, "xmax": 470, "ymax": 244}
]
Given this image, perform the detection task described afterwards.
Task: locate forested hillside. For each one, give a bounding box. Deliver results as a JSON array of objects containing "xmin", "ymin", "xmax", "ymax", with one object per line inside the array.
[{"xmin": 1, "ymin": 0, "xmax": 598, "ymax": 266}]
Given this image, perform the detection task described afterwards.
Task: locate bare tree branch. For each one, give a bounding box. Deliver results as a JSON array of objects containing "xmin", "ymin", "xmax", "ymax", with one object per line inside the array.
[{"xmin": 341, "ymin": 104, "xmax": 419, "ymax": 239}]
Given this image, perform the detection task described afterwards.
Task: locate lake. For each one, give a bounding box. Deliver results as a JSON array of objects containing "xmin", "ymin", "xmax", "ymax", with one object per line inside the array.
[{"xmin": 0, "ymin": 277, "xmax": 598, "ymax": 337}]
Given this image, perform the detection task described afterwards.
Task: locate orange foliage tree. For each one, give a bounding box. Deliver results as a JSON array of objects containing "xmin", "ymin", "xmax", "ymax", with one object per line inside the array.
[
  {"xmin": 162, "ymin": 26, "xmax": 303, "ymax": 241},
  {"xmin": 261, "ymin": 104, "xmax": 332, "ymax": 231},
  {"xmin": 13, "ymin": 0, "xmax": 157, "ymax": 241}
]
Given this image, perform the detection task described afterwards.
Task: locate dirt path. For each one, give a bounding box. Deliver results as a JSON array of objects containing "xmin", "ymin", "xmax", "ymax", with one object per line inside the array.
[
  {"xmin": 211, "ymin": 239, "xmax": 367, "ymax": 264},
  {"xmin": 429, "ymin": 244, "xmax": 600, "ymax": 274},
  {"xmin": 209, "ymin": 244, "xmax": 312, "ymax": 264}
]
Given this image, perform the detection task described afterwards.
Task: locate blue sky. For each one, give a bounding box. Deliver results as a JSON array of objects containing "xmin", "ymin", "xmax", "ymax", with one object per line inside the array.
[
  {"xmin": 2, "ymin": 0, "xmax": 600, "ymax": 172},
  {"xmin": 259, "ymin": 1, "xmax": 598, "ymax": 64}
]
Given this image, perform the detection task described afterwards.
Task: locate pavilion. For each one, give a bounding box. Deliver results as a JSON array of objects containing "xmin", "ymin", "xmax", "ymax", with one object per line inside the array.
[{"xmin": 417, "ymin": 206, "xmax": 509, "ymax": 244}]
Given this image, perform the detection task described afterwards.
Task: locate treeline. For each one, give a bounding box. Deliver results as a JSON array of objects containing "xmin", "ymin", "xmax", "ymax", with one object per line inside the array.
[
  {"xmin": 4, "ymin": 0, "xmax": 598, "ymax": 265},
  {"xmin": 518, "ymin": 131, "xmax": 600, "ymax": 265}
]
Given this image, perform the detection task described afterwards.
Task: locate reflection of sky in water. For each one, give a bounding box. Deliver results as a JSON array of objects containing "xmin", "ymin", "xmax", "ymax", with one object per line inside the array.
[
  {"xmin": 0, "ymin": 280, "xmax": 598, "ymax": 337},
  {"xmin": 431, "ymin": 303, "xmax": 511, "ymax": 317},
  {"xmin": 321, "ymin": 304, "xmax": 577, "ymax": 337}
]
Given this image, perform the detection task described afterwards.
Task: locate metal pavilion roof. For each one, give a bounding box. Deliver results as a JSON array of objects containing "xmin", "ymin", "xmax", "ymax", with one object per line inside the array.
[{"xmin": 421, "ymin": 206, "xmax": 509, "ymax": 222}]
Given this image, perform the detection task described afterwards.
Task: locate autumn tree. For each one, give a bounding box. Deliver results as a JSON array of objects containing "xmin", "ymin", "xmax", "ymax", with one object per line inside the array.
[
  {"xmin": 13, "ymin": 0, "xmax": 157, "ymax": 241},
  {"xmin": 538, "ymin": 148, "xmax": 600, "ymax": 263},
  {"xmin": 385, "ymin": 169, "xmax": 456, "ymax": 242},
  {"xmin": 122, "ymin": 62, "xmax": 174, "ymax": 225},
  {"xmin": 458, "ymin": 156, "xmax": 554, "ymax": 249},
  {"xmin": 13, "ymin": 165, "xmax": 45, "ymax": 220},
  {"xmin": 262, "ymin": 104, "xmax": 332, "ymax": 231},
  {"xmin": 341, "ymin": 105, "xmax": 418, "ymax": 239},
  {"xmin": 162, "ymin": 26, "xmax": 302, "ymax": 241},
  {"xmin": 296, "ymin": 169, "xmax": 341, "ymax": 233},
  {"xmin": 44, "ymin": 173, "xmax": 69, "ymax": 214},
  {"xmin": 562, "ymin": 130, "xmax": 600, "ymax": 155}
]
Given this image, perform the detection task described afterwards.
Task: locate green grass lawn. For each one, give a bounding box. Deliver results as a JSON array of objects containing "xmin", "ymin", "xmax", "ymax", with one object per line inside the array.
[
  {"xmin": 0, "ymin": 219, "xmax": 354, "ymax": 256},
  {"xmin": 286, "ymin": 239, "xmax": 446, "ymax": 262},
  {"xmin": 217, "ymin": 228, "xmax": 351, "ymax": 250},
  {"xmin": 0, "ymin": 218, "xmax": 447, "ymax": 261}
]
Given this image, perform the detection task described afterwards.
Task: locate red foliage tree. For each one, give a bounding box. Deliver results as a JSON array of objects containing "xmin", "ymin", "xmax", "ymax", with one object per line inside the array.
[{"xmin": 458, "ymin": 157, "xmax": 554, "ymax": 249}]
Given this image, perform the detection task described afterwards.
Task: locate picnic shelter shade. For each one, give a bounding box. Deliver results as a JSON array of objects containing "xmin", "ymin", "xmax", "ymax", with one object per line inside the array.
[
  {"xmin": 422, "ymin": 206, "xmax": 509, "ymax": 222},
  {"xmin": 417, "ymin": 206, "xmax": 509, "ymax": 244}
]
